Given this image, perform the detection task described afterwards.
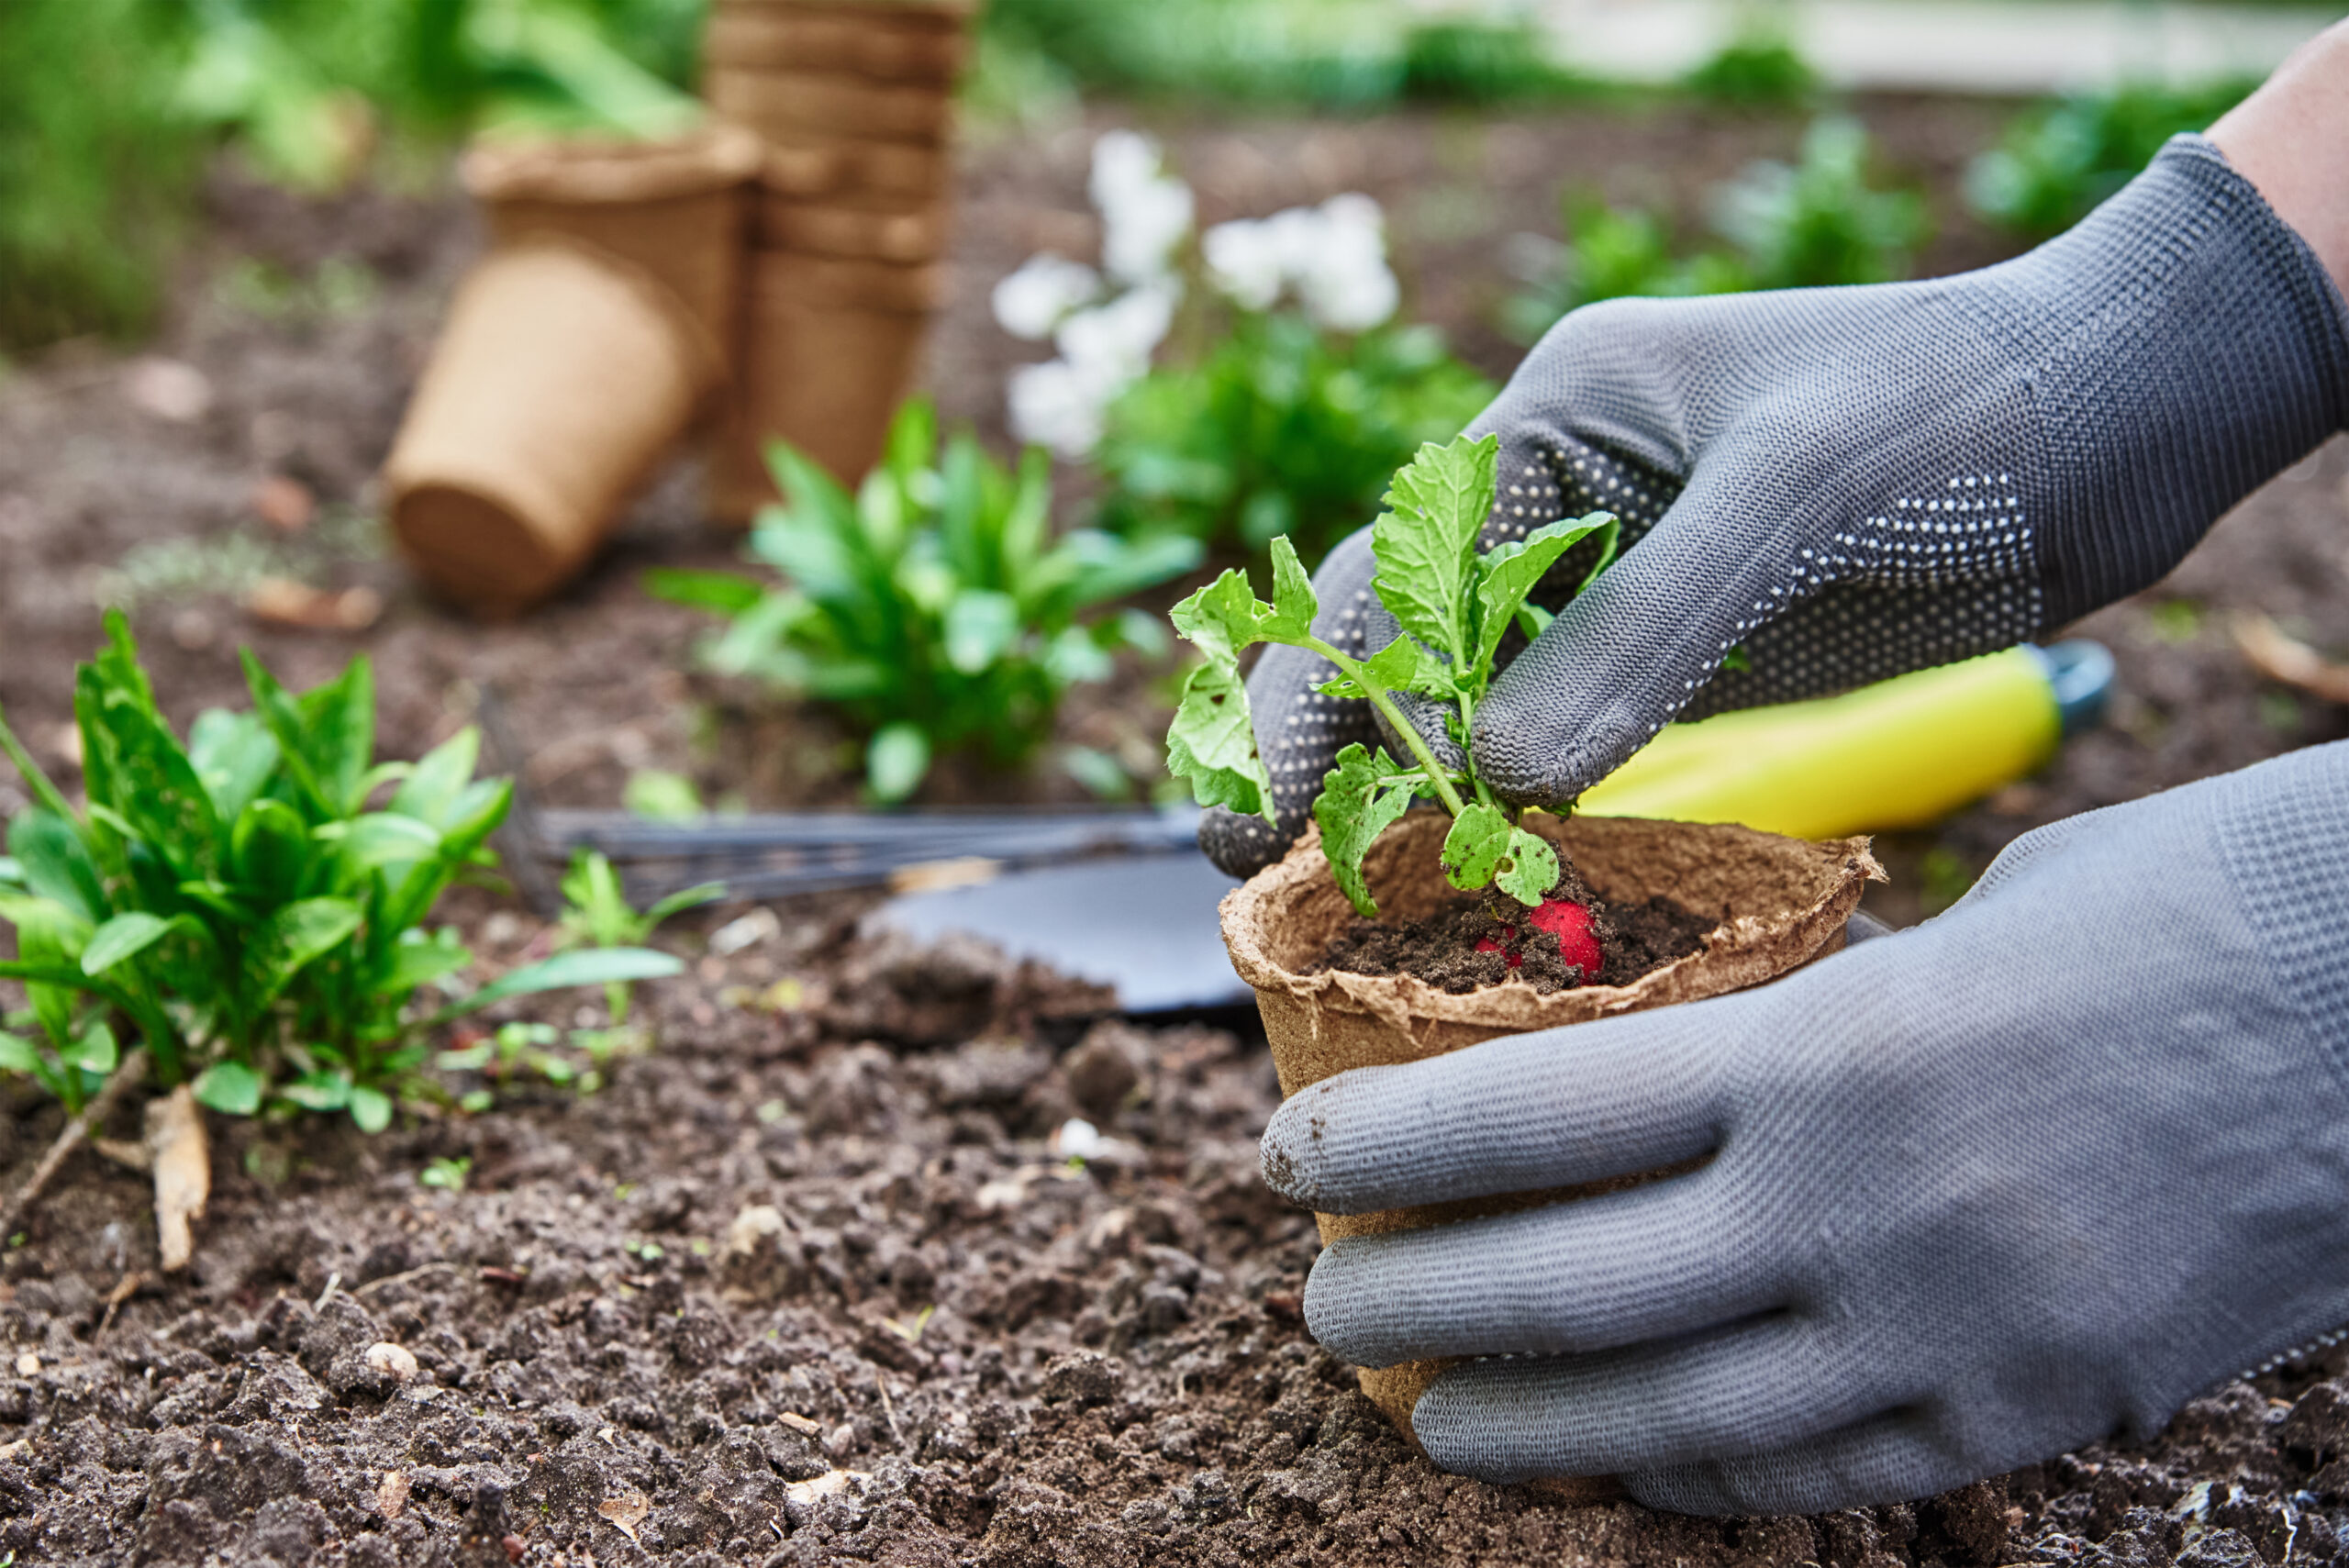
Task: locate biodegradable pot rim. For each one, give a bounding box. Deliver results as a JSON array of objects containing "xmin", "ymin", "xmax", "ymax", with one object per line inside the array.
[
  {"xmin": 1224, "ymin": 811, "xmax": 1885, "ymax": 1078},
  {"xmin": 705, "ymin": 66, "xmax": 957, "ymax": 145},
  {"xmin": 703, "ymin": 9, "xmax": 971, "ymax": 80},
  {"xmin": 462, "ymin": 123, "xmax": 763, "ymax": 207},
  {"xmin": 754, "ymin": 248, "xmax": 946, "ymax": 312}
]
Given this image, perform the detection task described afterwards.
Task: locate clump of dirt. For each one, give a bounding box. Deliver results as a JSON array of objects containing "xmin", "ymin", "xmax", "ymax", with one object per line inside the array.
[{"xmin": 1313, "ymin": 858, "xmax": 1714, "ymax": 995}]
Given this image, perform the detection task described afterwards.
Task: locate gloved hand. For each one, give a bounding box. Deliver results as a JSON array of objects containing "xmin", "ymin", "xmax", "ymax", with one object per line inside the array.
[
  {"xmin": 1200, "ymin": 135, "xmax": 2349, "ymax": 876},
  {"xmin": 1258, "ymin": 741, "xmax": 2349, "ymax": 1515}
]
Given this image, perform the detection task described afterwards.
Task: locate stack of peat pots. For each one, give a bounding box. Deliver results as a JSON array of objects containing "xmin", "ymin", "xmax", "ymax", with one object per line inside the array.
[
  {"xmin": 383, "ymin": 126, "xmax": 763, "ymax": 612},
  {"xmin": 700, "ymin": 0, "xmax": 974, "ymax": 520}
]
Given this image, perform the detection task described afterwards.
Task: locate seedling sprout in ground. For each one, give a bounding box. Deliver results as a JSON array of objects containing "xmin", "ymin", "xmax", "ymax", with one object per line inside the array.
[{"xmin": 1167, "ymin": 432, "xmax": 1619, "ymax": 932}]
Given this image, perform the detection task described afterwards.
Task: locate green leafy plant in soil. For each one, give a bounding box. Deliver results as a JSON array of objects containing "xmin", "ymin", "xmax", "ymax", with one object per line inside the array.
[
  {"xmin": 0, "ymin": 612, "xmax": 682, "ymax": 1130},
  {"xmin": 1096, "ymin": 315, "xmax": 1496, "ymax": 572},
  {"xmin": 1965, "ymin": 80, "xmax": 2256, "ymax": 240},
  {"xmin": 1505, "ymin": 116, "xmax": 1922, "ymax": 345},
  {"xmin": 553, "ymin": 849, "xmax": 721, "ymax": 1024},
  {"xmin": 650, "ymin": 398, "xmax": 1201, "ymax": 804},
  {"xmin": 1166, "ymin": 433, "xmax": 1617, "ymax": 916}
]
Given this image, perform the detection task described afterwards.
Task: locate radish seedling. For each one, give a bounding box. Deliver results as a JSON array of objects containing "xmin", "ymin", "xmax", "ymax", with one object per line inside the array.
[{"xmin": 1167, "ymin": 432, "xmax": 1618, "ymax": 921}]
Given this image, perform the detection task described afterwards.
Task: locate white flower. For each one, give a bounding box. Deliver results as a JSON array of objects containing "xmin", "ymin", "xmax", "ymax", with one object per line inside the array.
[
  {"xmin": 991, "ymin": 253, "xmax": 1101, "ymax": 340},
  {"xmin": 1054, "ymin": 282, "xmax": 1177, "ymax": 381},
  {"xmin": 1297, "ymin": 193, "xmax": 1399, "ymax": 331},
  {"xmin": 1090, "ymin": 129, "xmax": 1193, "ymax": 285},
  {"xmin": 1008, "ymin": 358, "xmax": 1116, "ymax": 459},
  {"xmin": 1054, "ymin": 1118, "xmax": 1102, "ymax": 1161},
  {"xmin": 1202, "ymin": 218, "xmax": 1283, "ymax": 311}
]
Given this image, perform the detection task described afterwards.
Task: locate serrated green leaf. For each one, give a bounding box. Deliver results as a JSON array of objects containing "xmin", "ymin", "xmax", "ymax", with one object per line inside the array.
[
  {"xmin": 75, "ymin": 665, "xmax": 219, "ymax": 877},
  {"xmin": 8, "ymin": 810, "xmax": 106, "ymax": 926},
  {"xmin": 349, "ymin": 1085, "xmax": 393, "ymax": 1133},
  {"xmin": 193, "ymin": 1061, "xmax": 262, "ymax": 1116},
  {"xmin": 1371, "ymin": 435, "xmax": 1499, "ymax": 668},
  {"xmin": 1169, "ymin": 542, "xmax": 1319, "ymax": 665},
  {"xmin": 82, "ymin": 912, "xmax": 176, "ymax": 977},
  {"xmin": 1164, "ymin": 660, "xmax": 1274, "ymax": 824},
  {"xmin": 1472, "ymin": 511, "xmax": 1616, "ymax": 679},
  {"xmin": 1315, "ymin": 634, "xmax": 1458, "ymax": 703},
  {"xmin": 1313, "ymin": 744, "xmax": 1421, "ymax": 917}
]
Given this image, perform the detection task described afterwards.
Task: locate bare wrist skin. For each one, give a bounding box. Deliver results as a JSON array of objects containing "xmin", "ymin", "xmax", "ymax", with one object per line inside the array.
[{"xmin": 2210, "ymin": 20, "xmax": 2349, "ymax": 299}]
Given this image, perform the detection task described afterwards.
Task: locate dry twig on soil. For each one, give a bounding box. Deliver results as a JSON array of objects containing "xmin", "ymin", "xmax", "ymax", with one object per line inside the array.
[{"xmin": 2233, "ymin": 612, "xmax": 2349, "ymax": 704}]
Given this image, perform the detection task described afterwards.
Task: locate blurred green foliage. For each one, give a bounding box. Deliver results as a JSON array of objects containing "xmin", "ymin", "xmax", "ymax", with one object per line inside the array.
[
  {"xmin": 1965, "ymin": 81, "xmax": 2254, "ymax": 239},
  {"xmin": 0, "ymin": 0, "xmax": 705, "ymax": 354},
  {"xmin": 976, "ymin": 0, "xmax": 1585, "ymax": 108},
  {"xmin": 1095, "ymin": 315, "xmax": 1496, "ymax": 568},
  {"xmin": 1683, "ymin": 32, "xmax": 1816, "ymax": 108},
  {"xmin": 648, "ymin": 400, "xmax": 1200, "ymax": 804},
  {"xmin": 1505, "ymin": 117, "xmax": 1923, "ymax": 343}
]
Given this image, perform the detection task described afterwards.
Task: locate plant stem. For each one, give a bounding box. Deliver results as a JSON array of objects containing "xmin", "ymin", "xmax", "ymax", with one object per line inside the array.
[
  {"xmin": 1304, "ymin": 636, "xmax": 1467, "ymax": 817},
  {"xmin": 0, "ymin": 1046, "xmax": 149, "ymax": 1246}
]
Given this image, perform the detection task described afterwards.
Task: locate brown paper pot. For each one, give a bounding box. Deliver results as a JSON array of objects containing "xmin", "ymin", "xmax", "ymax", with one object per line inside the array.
[
  {"xmin": 704, "ymin": 6, "xmax": 970, "ymax": 80},
  {"xmin": 708, "ymin": 250, "xmax": 936, "ymax": 517},
  {"xmin": 1220, "ymin": 811, "xmax": 1884, "ymax": 1488},
  {"xmin": 462, "ymin": 124, "xmax": 762, "ymax": 358},
  {"xmin": 706, "ymin": 66, "xmax": 955, "ymax": 144},
  {"xmin": 762, "ymin": 138, "xmax": 952, "ymax": 206},
  {"xmin": 383, "ymin": 239, "xmax": 724, "ymax": 612},
  {"xmin": 756, "ymin": 195, "xmax": 947, "ymax": 261}
]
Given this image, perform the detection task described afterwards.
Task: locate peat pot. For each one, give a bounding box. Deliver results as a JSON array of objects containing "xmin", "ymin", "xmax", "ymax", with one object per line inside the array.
[{"xmin": 1219, "ymin": 811, "xmax": 1884, "ymax": 1491}]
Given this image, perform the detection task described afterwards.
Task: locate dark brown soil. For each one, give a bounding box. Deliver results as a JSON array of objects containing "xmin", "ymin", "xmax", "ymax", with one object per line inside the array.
[
  {"xmin": 1312, "ymin": 855, "xmax": 1712, "ymax": 994},
  {"xmin": 5, "ymin": 902, "xmax": 2349, "ymax": 1565},
  {"xmin": 6, "ymin": 89, "xmax": 2349, "ymax": 1568}
]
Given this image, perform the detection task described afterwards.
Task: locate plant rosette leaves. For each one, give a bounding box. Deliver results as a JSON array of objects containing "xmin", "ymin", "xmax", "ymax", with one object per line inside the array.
[{"xmin": 1163, "ymin": 432, "xmax": 1616, "ymax": 915}]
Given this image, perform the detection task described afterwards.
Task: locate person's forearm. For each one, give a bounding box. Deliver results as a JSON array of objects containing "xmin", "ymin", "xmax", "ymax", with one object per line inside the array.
[{"xmin": 2210, "ymin": 21, "xmax": 2349, "ymax": 298}]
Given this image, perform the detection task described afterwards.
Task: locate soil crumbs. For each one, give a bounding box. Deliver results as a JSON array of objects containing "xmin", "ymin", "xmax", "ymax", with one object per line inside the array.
[
  {"xmin": 1316, "ymin": 862, "xmax": 1714, "ymax": 994},
  {"xmin": 2, "ymin": 904, "xmax": 2348, "ymax": 1566}
]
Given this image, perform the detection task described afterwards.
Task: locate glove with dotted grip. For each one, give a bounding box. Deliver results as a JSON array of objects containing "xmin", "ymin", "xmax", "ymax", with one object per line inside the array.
[
  {"xmin": 1200, "ymin": 135, "xmax": 2349, "ymax": 877},
  {"xmin": 1261, "ymin": 741, "xmax": 2349, "ymax": 1515}
]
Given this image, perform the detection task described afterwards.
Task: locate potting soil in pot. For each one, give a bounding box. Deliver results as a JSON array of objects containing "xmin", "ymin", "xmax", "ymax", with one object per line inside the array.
[{"xmin": 1310, "ymin": 852, "xmax": 1718, "ymax": 994}]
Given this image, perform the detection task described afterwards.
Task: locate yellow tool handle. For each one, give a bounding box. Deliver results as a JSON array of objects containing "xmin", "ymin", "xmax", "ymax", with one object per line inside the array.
[{"xmin": 1575, "ymin": 646, "xmax": 2062, "ymax": 840}]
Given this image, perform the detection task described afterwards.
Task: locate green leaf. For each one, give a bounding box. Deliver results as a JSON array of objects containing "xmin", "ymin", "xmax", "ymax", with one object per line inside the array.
[
  {"xmin": 242, "ymin": 897, "xmax": 363, "ymax": 1008},
  {"xmin": 1371, "ymin": 434, "xmax": 1500, "ymax": 668},
  {"xmin": 349, "ymin": 1085, "xmax": 393, "ymax": 1133},
  {"xmin": 622, "ymin": 769, "xmax": 702, "ymax": 824},
  {"xmin": 1493, "ymin": 828, "xmax": 1562, "ymax": 906},
  {"xmin": 8, "ymin": 810, "xmax": 106, "ymax": 926},
  {"xmin": 865, "ymin": 724, "xmax": 931, "ymax": 804},
  {"xmin": 1315, "ymin": 634, "xmax": 1458, "ymax": 703},
  {"xmin": 1439, "ymin": 804, "xmax": 1559, "ymax": 906},
  {"xmin": 642, "ymin": 883, "xmax": 725, "ymax": 929},
  {"xmin": 278, "ymin": 1069, "xmax": 351, "ymax": 1112},
  {"xmin": 644, "ymin": 566, "xmax": 768, "ymax": 616},
  {"xmin": 943, "ymin": 589, "xmax": 1019, "ymax": 675},
  {"xmin": 295, "ymin": 655, "xmax": 376, "ymax": 816},
  {"xmin": 429, "ymin": 947, "xmax": 685, "ymax": 1026},
  {"xmin": 0, "ymin": 1031, "xmax": 44, "ymax": 1076},
  {"xmin": 75, "ymin": 664, "xmax": 219, "ymax": 877},
  {"xmin": 1471, "ymin": 511, "xmax": 1617, "ymax": 679},
  {"xmin": 1168, "ymin": 539, "xmax": 1319, "ymax": 665},
  {"xmin": 231, "ymin": 798, "xmax": 313, "ymax": 906},
  {"xmin": 1164, "ymin": 660, "xmax": 1275, "ymax": 824},
  {"xmin": 187, "ymin": 708, "xmax": 281, "ymax": 825},
  {"xmin": 1314, "ymin": 744, "xmax": 1421, "ymax": 918},
  {"xmin": 61, "ymin": 1021, "xmax": 117, "ymax": 1076},
  {"xmin": 82, "ymin": 912, "xmax": 177, "ymax": 976},
  {"xmin": 388, "ymin": 727, "xmax": 482, "ymax": 828},
  {"xmin": 379, "ymin": 930, "xmax": 473, "ymax": 995},
  {"xmin": 334, "ymin": 813, "xmax": 443, "ymax": 873},
  {"xmin": 193, "ymin": 1061, "xmax": 263, "ymax": 1117}
]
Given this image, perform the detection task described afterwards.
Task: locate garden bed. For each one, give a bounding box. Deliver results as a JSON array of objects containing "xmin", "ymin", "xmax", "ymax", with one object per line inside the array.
[{"xmin": 5, "ymin": 95, "xmax": 2349, "ymax": 1566}]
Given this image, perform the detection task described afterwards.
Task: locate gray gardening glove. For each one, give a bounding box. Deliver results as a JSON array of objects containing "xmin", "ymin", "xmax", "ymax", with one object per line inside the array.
[
  {"xmin": 1200, "ymin": 135, "xmax": 2349, "ymax": 875},
  {"xmin": 1260, "ymin": 740, "xmax": 2349, "ymax": 1516}
]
